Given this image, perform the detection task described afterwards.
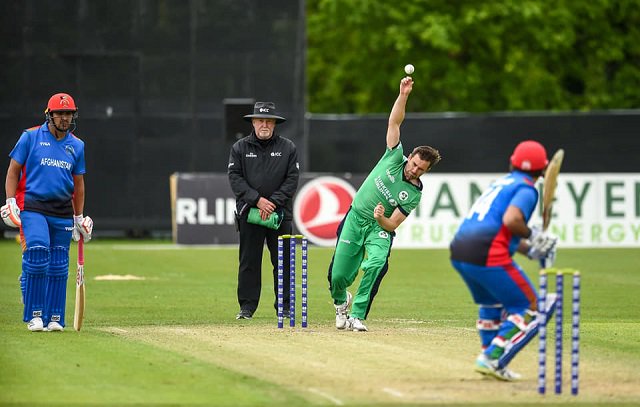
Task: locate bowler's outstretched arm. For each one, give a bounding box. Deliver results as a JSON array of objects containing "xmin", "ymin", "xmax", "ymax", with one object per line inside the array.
[{"xmin": 386, "ymin": 77, "xmax": 413, "ymax": 149}]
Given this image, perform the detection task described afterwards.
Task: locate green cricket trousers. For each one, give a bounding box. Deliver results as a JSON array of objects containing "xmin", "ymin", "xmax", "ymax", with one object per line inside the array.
[{"xmin": 327, "ymin": 208, "xmax": 393, "ymax": 320}]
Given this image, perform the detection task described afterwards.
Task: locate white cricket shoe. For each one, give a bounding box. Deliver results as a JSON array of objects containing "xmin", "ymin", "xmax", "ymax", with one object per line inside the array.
[
  {"xmin": 335, "ymin": 291, "xmax": 353, "ymax": 330},
  {"xmin": 351, "ymin": 317, "xmax": 368, "ymax": 332},
  {"xmin": 27, "ymin": 317, "xmax": 44, "ymax": 332},
  {"xmin": 474, "ymin": 353, "xmax": 521, "ymax": 381},
  {"xmin": 496, "ymin": 367, "xmax": 522, "ymax": 381},
  {"xmin": 46, "ymin": 321, "xmax": 64, "ymax": 332}
]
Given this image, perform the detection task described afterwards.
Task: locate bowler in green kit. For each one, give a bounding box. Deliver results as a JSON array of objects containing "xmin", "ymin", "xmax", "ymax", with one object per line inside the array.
[{"xmin": 328, "ymin": 77, "xmax": 442, "ymax": 332}]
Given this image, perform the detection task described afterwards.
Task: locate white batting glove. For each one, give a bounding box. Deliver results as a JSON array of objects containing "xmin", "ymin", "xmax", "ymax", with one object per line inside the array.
[
  {"xmin": 527, "ymin": 229, "xmax": 558, "ymax": 261},
  {"xmin": 72, "ymin": 215, "xmax": 94, "ymax": 242},
  {"xmin": 1, "ymin": 197, "xmax": 21, "ymax": 228},
  {"xmin": 539, "ymin": 245, "xmax": 557, "ymax": 269},
  {"xmin": 529, "ymin": 224, "xmax": 543, "ymax": 242}
]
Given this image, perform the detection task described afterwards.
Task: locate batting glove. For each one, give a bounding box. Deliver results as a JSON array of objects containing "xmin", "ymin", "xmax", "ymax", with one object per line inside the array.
[
  {"xmin": 528, "ymin": 224, "xmax": 543, "ymax": 241},
  {"xmin": 539, "ymin": 245, "xmax": 557, "ymax": 269},
  {"xmin": 72, "ymin": 215, "xmax": 94, "ymax": 242},
  {"xmin": 1, "ymin": 197, "xmax": 21, "ymax": 228},
  {"xmin": 527, "ymin": 230, "xmax": 558, "ymax": 261}
]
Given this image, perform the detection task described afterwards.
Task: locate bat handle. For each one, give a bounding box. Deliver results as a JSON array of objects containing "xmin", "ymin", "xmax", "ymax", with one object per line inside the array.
[{"xmin": 78, "ymin": 236, "xmax": 84, "ymax": 265}]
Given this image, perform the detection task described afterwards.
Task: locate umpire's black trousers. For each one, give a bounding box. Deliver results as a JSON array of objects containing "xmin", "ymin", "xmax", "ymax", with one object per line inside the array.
[{"xmin": 237, "ymin": 217, "xmax": 291, "ymax": 314}]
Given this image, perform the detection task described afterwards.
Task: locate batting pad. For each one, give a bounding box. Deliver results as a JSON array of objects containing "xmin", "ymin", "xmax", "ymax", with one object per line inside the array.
[
  {"xmin": 22, "ymin": 246, "xmax": 50, "ymax": 322},
  {"xmin": 45, "ymin": 246, "xmax": 69, "ymax": 326},
  {"xmin": 19, "ymin": 271, "xmax": 26, "ymax": 304},
  {"xmin": 477, "ymin": 305, "xmax": 503, "ymax": 349},
  {"xmin": 497, "ymin": 294, "xmax": 558, "ymax": 369}
]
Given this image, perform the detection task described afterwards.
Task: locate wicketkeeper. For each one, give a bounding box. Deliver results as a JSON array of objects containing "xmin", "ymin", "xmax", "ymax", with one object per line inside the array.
[{"xmin": 2, "ymin": 93, "xmax": 93, "ymax": 332}]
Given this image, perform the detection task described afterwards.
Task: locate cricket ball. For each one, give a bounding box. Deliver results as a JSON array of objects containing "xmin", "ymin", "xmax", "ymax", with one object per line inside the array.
[{"xmin": 404, "ymin": 64, "xmax": 415, "ymax": 75}]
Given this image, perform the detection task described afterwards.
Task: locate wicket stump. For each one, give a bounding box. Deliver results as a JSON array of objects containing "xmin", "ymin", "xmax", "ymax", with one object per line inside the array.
[
  {"xmin": 538, "ymin": 268, "xmax": 581, "ymax": 396},
  {"xmin": 277, "ymin": 234, "xmax": 308, "ymax": 329}
]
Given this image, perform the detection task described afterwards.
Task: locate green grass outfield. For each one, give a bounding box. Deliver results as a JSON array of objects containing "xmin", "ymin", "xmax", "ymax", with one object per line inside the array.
[{"xmin": 1, "ymin": 239, "xmax": 639, "ymax": 406}]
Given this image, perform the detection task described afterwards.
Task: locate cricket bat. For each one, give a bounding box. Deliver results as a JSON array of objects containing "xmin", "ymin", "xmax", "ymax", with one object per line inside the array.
[
  {"xmin": 73, "ymin": 237, "xmax": 85, "ymax": 331},
  {"xmin": 542, "ymin": 149, "xmax": 565, "ymax": 231}
]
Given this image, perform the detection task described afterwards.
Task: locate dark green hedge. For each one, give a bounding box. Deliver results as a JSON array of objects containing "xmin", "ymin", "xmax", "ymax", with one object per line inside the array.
[{"xmin": 307, "ymin": 0, "xmax": 640, "ymax": 113}]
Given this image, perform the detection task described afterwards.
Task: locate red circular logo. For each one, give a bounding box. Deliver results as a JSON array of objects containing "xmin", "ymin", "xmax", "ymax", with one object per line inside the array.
[{"xmin": 294, "ymin": 176, "xmax": 356, "ymax": 246}]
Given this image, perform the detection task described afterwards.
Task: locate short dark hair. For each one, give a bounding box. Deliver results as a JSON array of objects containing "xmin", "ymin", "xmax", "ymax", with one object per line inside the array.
[{"xmin": 411, "ymin": 146, "xmax": 441, "ymax": 171}]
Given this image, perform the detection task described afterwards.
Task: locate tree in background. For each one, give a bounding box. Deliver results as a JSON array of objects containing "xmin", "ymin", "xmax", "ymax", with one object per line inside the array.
[{"xmin": 307, "ymin": 0, "xmax": 640, "ymax": 113}]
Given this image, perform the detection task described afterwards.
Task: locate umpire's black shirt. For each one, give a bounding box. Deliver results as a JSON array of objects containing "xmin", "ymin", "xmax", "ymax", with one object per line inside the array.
[{"xmin": 228, "ymin": 131, "xmax": 299, "ymax": 221}]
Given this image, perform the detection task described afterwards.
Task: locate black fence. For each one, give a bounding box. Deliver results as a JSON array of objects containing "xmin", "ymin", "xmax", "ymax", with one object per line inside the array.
[
  {"xmin": 1, "ymin": 0, "xmax": 305, "ymax": 236},
  {"xmin": 307, "ymin": 110, "xmax": 640, "ymax": 174}
]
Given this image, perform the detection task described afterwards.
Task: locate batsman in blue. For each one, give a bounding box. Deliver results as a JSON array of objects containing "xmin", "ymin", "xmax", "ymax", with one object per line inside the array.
[
  {"xmin": 449, "ymin": 140, "xmax": 558, "ymax": 381},
  {"xmin": 2, "ymin": 93, "xmax": 93, "ymax": 332}
]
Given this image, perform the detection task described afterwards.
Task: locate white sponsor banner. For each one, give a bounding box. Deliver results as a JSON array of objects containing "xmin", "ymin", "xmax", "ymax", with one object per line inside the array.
[
  {"xmin": 170, "ymin": 172, "xmax": 640, "ymax": 247},
  {"xmin": 394, "ymin": 173, "xmax": 640, "ymax": 248}
]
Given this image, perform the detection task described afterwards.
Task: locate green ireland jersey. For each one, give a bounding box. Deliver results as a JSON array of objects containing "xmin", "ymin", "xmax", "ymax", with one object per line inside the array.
[{"xmin": 351, "ymin": 143, "xmax": 423, "ymax": 221}]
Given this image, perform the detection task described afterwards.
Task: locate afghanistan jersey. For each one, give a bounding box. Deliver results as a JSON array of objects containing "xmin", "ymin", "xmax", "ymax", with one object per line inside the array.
[
  {"xmin": 450, "ymin": 171, "xmax": 539, "ymax": 266},
  {"xmin": 10, "ymin": 123, "xmax": 86, "ymax": 217},
  {"xmin": 351, "ymin": 143, "xmax": 423, "ymax": 222}
]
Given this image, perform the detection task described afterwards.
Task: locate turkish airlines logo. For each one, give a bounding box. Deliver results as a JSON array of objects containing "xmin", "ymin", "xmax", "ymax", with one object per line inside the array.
[{"xmin": 294, "ymin": 176, "xmax": 356, "ymax": 246}]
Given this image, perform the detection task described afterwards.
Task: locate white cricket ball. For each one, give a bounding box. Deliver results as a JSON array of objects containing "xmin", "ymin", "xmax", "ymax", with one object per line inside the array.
[{"xmin": 404, "ymin": 64, "xmax": 415, "ymax": 75}]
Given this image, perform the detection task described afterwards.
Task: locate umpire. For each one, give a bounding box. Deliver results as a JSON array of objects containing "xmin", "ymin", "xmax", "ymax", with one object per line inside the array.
[{"xmin": 228, "ymin": 102, "xmax": 300, "ymax": 320}]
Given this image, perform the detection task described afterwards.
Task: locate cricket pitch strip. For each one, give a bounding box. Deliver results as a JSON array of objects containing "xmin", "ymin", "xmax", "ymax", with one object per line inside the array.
[{"xmin": 106, "ymin": 323, "xmax": 639, "ymax": 405}]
